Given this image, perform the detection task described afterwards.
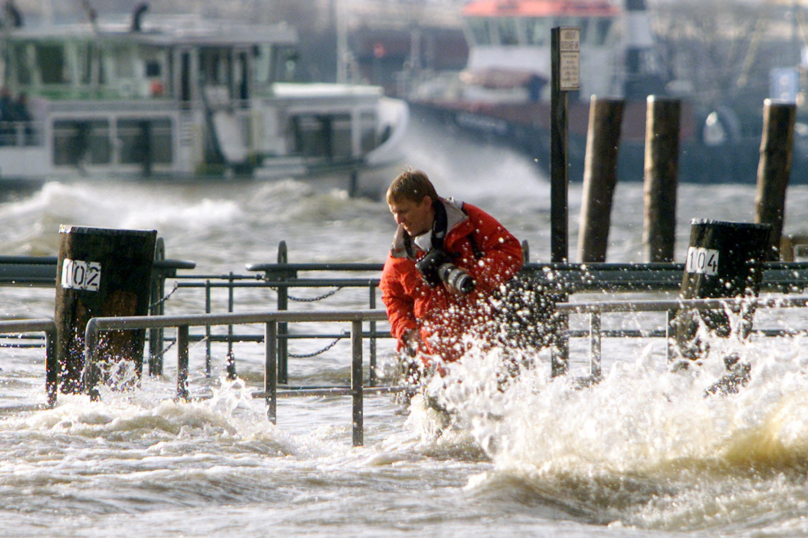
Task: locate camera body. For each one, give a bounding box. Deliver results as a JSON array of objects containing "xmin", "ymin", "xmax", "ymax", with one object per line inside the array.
[{"xmin": 415, "ymin": 249, "xmax": 476, "ymax": 294}]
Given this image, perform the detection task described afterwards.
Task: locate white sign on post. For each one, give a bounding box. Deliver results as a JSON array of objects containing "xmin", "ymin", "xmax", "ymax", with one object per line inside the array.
[
  {"xmin": 61, "ymin": 258, "xmax": 102, "ymax": 291},
  {"xmin": 559, "ymin": 27, "xmax": 580, "ymax": 91},
  {"xmin": 685, "ymin": 247, "xmax": 719, "ymax": 276}
]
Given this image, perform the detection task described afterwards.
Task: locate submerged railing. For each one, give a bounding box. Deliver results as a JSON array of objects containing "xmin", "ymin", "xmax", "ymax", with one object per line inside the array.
[
  {"xmin": 82, "ymin": 309, "xmax": 392, "ymax": 447},
  {"xmin": 558, "ymin": 295, "xmax": 808, "ymax": 379},
  {"xmin": 2, "ymin": 296, "xmax": 808, "ymax": 446}
]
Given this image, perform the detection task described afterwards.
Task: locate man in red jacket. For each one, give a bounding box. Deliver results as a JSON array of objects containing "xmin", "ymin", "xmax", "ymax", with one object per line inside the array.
[{"xmin": 380, "ymin": 169, "xmax": 524, "ymax": 374}]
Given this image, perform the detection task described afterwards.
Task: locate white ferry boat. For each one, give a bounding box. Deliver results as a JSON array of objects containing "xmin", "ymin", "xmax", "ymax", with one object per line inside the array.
[{"xmin": 0, "ymin": 9, "xmax": 409, "ymax": 192}]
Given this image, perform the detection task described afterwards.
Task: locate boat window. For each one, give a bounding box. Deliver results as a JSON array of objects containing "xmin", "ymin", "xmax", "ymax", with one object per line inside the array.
[
  {"xmin": 498, "ymin": 18, "xmax": 520, "ymax": 46},
  {"xmin": 524, "ymin": 18, "xmax": 550, "ymax": 46},
  {"xmin": 106, "ymin": 44, "xmax": 135, "ymax": 80},
  {"xmin": 118, "ymin": 118, "xmax": 173, "ymax": 165},
  {"xmin": 145, "ymin": 61, "xmax": 160, "ymax": 77},
  {"xmin": 592, "ymin": 19, "xmax": 613, "ymax": 46},
  {"xmin": 35, "ymin": 43, "xmax": 69, "ymax": 84},
  {"xmin": 254, "ymin": 45, "xmax": 272, "ymax": 87},
  {"xmin": 52, "ymin": 120, "xmax": 110, "ymax": 165},
  {"xmin": 287, "ymin": 113, "xmax": 352, "ymax": 159},
  {"xmin": 467, "ymin": 18, "xmax": 492, "ymax": 46},
  {"xmin": 76, "ymin": 42, "xmax": 93, "ymax": 85},
  {"xmin": 9, "ymin": 42, "xmax": 33, "ymax": 85},
  {"xmin": 360, "ymin": 111, "xmax": 378, "ymax": 153},
  {"xmin": 272, "ymin": 46, "xmax": 298, "ymax": 83}
]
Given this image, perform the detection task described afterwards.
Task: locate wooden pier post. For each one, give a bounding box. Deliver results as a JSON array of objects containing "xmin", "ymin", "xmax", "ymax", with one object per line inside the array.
[
  {"xmin": 578, "ymin": 97, "xmax": 624, "ymax": 262},
  {"xmin": 755, "ymin": 99, "xmax": 796, "ymax": 261},
  {"xmin": 55, "ymin": 226, "xmax": 156, "ymax": 393},
  {"xmin": 643, "ymin": 96, "xmax": 680, "ymax": 263}
]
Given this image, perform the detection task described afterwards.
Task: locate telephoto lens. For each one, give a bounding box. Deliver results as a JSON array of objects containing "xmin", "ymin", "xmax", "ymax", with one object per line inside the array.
[{"xmin": 438, "ymin": 263, "xmax": 476, "ymax": 294}]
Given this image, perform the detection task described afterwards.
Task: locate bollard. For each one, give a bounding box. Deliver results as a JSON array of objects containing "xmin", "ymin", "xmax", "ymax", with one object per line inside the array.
[
  {"xmin": 578, "ymin": 97, "xmax": 624, "ymax": 262},
  {"xmin": 755, "ymin": 99, "xmax": 796, "ymax": 261},
  {"xmin": 643, "ymin": 96, "xmax": 680, "ymax": 263},
  {"xmin": 55, "ymin": 226, "xmax": 157, "ymax": 394},
  {"xmin": 675, "ymin": 220, "xmax": 771, "ymax": 360}
]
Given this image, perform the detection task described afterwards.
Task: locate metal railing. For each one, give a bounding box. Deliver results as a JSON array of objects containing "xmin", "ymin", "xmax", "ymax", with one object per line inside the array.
[
  {"xmin": 0, "ymin": 318, "xmax": 57, "ymax": 406},
  {"xmin": 558, "ymin": 295, "xmax": 808, "ymax": 379},
  {"xmin": 82, "ymin": 309, "xmax": 393, "ymax": 447}
]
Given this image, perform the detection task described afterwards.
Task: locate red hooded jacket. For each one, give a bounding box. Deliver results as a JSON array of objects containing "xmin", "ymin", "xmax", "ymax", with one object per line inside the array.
[{"xmin": 380, "ymin": 198, "xmax": 523, "ymax": 364}]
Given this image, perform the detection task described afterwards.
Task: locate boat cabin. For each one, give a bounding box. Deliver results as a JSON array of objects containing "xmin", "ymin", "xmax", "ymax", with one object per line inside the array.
[
  {"xmin": 458, "ymin": 0, "xmax": 665, "ymax": 102},
  {"xmin": 0, "ymin": 16, "xmax": 400, "ymax": 180}
]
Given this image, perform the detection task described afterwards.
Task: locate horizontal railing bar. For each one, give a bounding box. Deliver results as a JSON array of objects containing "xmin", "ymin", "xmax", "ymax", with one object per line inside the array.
[
  {"xmin": 176, "ymin": 279, "xmax": 380, "ymax": 288},
  {"xmin": 247, "ymin": 262, "xmax": 384, "ymax": 272},
  {"xmin": 0, "ymin": 318, "xmax": 56, "ymax": 334},
  {"xmin": 252, "ymin": 386, "xmax": 404, "ymax": 399},
  {"xmin": 87, "ymin": 309, "xmax": 389, "ymax": 332},
  {"xmin": 558, "ymin": 296, "xmax": 808, "ymax": 314},
  {"xmin": 160, "ymin": 331, "xmax": 391, "ymax": 343}
]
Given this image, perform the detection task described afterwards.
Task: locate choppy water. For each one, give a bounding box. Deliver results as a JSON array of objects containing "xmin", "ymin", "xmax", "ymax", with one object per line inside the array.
[{"xmin": 1, "ymin": 116, "xmax": 808, "ymax": 537}]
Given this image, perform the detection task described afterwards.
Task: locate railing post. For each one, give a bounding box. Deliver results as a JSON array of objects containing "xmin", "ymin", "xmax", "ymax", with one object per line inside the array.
[
  {"xmin": 82, "ymin": 320, "xmax": 100, "ymax": 401},
  {"xmin": 226, "ymin": 272, "xmax": 236, "ymax": 379},
  {"xmin": 149, "ymin": 237, "xmax": 166, "ymax": 376},
  {"xmin": 551, "ymin": 297, "xmax": 569, "ymax": 377},
  {"xmin": 368, "ymin": 283, "xmax": 377, "ymax": 386},
  {"xmin": 45, "ymin": 326, "xmax": 58, "ymax": 407},
  {"xmin": 205, "ymin": 280, "xmax": 212, "ymax": 377},
  {"xmin": 177, "ymin": 325, "xmax": 189, "ymax": 401},
  {"xmin": 277, "ymin": 242, "xmax": 289, "ymax": 384},
  {"xmin": 265, "ymin": 321, "xmax": 277, "ymax": 424},
  {"xmin": 666, "ymin": 309, "xmax": 676, "ymax": 363},
  {"xmin": 589, "ymin": 311, "xmax": 602, "ymax": 379},
  {"xmin": 351, "ymin": 319, "xmax": 364, "ymax": 447}
]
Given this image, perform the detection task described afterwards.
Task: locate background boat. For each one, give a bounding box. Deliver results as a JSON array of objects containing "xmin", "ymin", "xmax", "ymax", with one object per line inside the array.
[{"xmin": 0, "ymin": 3, "xmax": 409, "ymax": 196}]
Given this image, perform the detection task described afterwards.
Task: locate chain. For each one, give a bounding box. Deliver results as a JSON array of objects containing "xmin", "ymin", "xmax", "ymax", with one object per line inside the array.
[
  {"xmin": 150, "ymin": 281, "xmax": 180, "ymax": 309},
  {"xmin": 150, "ymin": 338, "xmax": 176, "ymax": 363},
  {"xmin": 285, "ymin": 287, "xmax": 344, "ymax": 302},
  {"xmin": 288, "ymin": 336, "xmax": 343, "ymax": 358}
]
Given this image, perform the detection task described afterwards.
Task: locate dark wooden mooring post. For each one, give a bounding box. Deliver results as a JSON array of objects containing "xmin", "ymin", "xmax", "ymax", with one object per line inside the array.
[
  {"xmin": 55, "ymin": 226, "xmax": 157, "ymax": 394},
  {"xmin": 578, "ymin": 97, "xmax": 624, "ymax": 262},
  {"xmin": 643, "ymin": 96, "xmax": 680, "ymax": 263},
  {"xmin": 755, "ymin": 99, "xmax": 796, "ymax": 261}
]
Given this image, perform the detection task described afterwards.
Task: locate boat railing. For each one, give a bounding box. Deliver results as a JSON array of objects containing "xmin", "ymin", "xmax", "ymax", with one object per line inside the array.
[{"xmin": 0, "ymin": 120, "xmax": 43, "ymax": 147}]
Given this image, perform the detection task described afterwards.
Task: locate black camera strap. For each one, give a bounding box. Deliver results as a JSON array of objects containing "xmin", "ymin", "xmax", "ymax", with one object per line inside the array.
[{"xmin": 403, "ymin": 199, "xmax": 449, "ymax": 260}]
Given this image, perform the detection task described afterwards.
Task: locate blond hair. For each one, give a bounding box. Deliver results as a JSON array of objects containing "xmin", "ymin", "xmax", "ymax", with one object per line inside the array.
[{"xmin": 386, "ymin": 169, "xmax": 439, "ymax": 205}]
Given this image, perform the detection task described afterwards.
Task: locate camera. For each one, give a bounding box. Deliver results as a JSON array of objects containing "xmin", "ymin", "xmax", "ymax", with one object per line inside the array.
[
  {"xmin": 415, "ymin": 249, "xmax": 476, "ymax": 294},
  {"xmin": 438, "ymin": 263, "xmax": 476, "ymax": 294}
]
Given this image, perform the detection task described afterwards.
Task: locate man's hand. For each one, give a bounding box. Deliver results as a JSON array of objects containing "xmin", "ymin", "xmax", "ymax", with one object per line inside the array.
[{"xmin": 403, "ymin": 328, "xmax": 419, "ymax": 356}]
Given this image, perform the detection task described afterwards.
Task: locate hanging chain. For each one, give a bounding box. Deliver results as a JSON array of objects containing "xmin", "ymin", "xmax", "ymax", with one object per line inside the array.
[
  {"xmin": 150, "ymin": 281, "xmax": 180, "ymax": 309},
  {"xmin": 286, "ymin": 287, "xmax": 344, "ymax": 302},
  {"xmin": 288, "ymin": 336, "xmax": 343, "ymax": 358}
]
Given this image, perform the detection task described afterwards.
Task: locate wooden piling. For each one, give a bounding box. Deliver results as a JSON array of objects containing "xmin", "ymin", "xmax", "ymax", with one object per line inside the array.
[
  {"xmin": 578, "ymin": 97, "xmax": 624, "ymax": 263},
  {"xmin": 755, "ymin": 99, "xmax": 796, "ymax": 261},
  {"xmin": 643, "ymin": 96, "xmax": 680, "ymax": 263},
  {"xmin": 55, "ymin": 226, "xmax": 156, "ymax": 393}
]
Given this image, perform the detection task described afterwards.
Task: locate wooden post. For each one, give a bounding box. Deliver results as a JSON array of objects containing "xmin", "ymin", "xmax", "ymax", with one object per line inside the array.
[
  {"xmin": 549, "ymin": 26, "xmax": 579, "ymax": 376},
  {"xmin": 755, "ymin": 99, "xmax": 796, "ymax": 261},
  {"xmin": 643, "ymin": 96, "xmax": 680, "ymax": 263},
  {"xmin": 550, "ymin": 27, "xmax": 569, "ymax": 264},
  {"xmin": 55, "ymin": 226, "xmax": 156, "ymax": 393},
  {"xmin": 578, "ymin": 97, "xmax": 624, "ymax": 262}
]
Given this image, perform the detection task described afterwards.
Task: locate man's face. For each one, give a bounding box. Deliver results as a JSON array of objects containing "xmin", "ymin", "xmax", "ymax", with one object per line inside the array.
[{"xmin": 389, "ymin": 196, "xmax": 434, "ymax": 237}]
